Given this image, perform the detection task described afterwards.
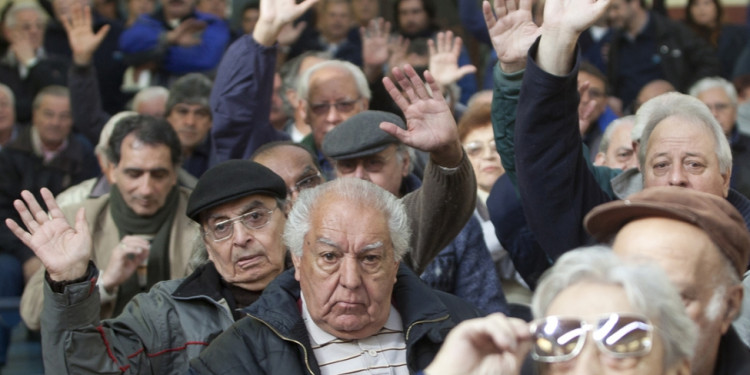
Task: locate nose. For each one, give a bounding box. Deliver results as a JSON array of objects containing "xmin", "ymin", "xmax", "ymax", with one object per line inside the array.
[
  {"xmin": 570, "ymin": 341, "xmax": 600, "ymax": 375},
  {"xmin": 231, "ymin": 220, "xmax": 254, "ymax": 245},
  {"xmin": 184, "ymin": 111, "xmax": 196, "ymax": 127},
  {"xmin": 136, "ymin": 173, "xmax": 156, "ymax": 197},
  {"xmin": 352, "ymin": 163, "xmax": 369, "ymax": 181},
  {"xmin": 668, "ymin": 166, "xmax": 688, "ymax": 187},
  {"xmin": 325, "ymin": 105, "xmax": 343, "ymax": 124},
  {"xmin": 339, "ymin": 256, "xmax": 362, "ymax": 290}
]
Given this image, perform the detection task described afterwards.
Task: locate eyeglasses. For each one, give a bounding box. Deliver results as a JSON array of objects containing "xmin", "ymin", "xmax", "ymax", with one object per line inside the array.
[
  {"xmin": 335, "ymin": 150, "xmax": 396, "ymax": 174},
  {"xmin": 463, "ymin": 140, "xmax": 497, "ymax": 158},
  {"xmin": 705, "ymin": 102, "xmax": 733, "ymax": 113},
  {"xmin": 309, "ymin": 97, "xmax": 361, "ymax": 116},
  {"xmin": 203, "ymin": 208, "xmax": 275, "ymax": 242},
  {"xmin": 529, "ymin": 313, "xmax": 653, "ymax": 363},
  {"xmin": 289, "ymin": 172, "xmax": 323, "ymax": 196}
]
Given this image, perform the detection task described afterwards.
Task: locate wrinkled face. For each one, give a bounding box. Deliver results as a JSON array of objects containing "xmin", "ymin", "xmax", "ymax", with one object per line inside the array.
[
  {"xmin": 111, "ymin": 133, "xmax": 178, "ymax": 216},
  {"xmin": 254, "ymin": 145, "xmax": 324, "ymax": 203},
  {"xmin": 241, "ymin": 7, "xmax": 259, "ymax": 34},
  {"xmin": 196, "ymin": 0, "xmax": 226, "ymax": 18},
  {"xmin": 613, "ymin": 218, "xmax": 731, "ymax": 375},
  {"xmin": 320, "ymin": 2, "xmax": 352, "ymax": 42},
  {"xmin": 33, "ymin": 94, "xmax": 72, "ymax": 150},
  {"xmin": 352, "ymin": 0, "xmax": 379, "ymax": 25},
  {"xmin": 607, "ymin": 0, "xmax": 635, "ymax": 31},
  {"xmin": 334, "ymin": 145, "xmax": 409, "ymax": 197},
  {"xmin": 598, "ymin": 122, "xmax": 637, "ymax": 170},
  {"xmin": 269, "ymin": 73, "xmax": 287, "ymax": 130},
  {"xmin": 166, "ymin": 102, "xmax": 212, "ymax": 152},
  {"xmin": 542, "ymin": 282, "xmax": 672, "ymax": 375},
  {"xmin": 696, "ymin": 87, "xmax": 736, "ymax": 136},
  {"xmin": 690, "ymin": 0, "xmax": 717, "ymax": 27},
  {"xmin": 202, "ymin": 194, "xmax": 287, "ymax": 291},
  {"xmin": 0, "ymin": 89, "xmax": 15, "ymax": 135},
  {"xmin": 292, "ymin": 195, "xmax": 399, "ymax": 340},
  {"xmin": 303, "ymin": 67, "xmax": 367, "ymax": 149},
  {"xmin": 4, "ymin": 9, "xmax": 45, "ymax": 50},
  {"xmin": 463, "ymin": 125, "xmax": 504, "ymax": 193},
  {"xmin": 128, "ymin": 0, "xmax": 156, "ymax": 20},
  {"xmin": 162, "ymin": 0, "xmax": 195, "ymax": 20},
  {"xmin": 643, "ymin": 116, "xmax": 729, "ymax": 197},
  {"xmin": 578, "ymin": 71, "xmax": 608, "ymax": 134},
  {"xmin": 398, "ymin": 0, "xmax": 429, "ymax": 35}
]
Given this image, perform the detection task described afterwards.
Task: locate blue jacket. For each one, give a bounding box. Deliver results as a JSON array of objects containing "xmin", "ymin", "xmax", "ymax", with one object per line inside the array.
[
  {"xmin": 189, "ymin": 265, "xmax": 483, "ymax": 374},
  {"xmin": 119, "ymin": 9, "xmax": 230, "ymax": 75}
]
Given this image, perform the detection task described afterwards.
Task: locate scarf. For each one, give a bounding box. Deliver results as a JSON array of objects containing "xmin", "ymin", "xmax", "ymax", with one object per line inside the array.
[{"xmin": 109, "ymin": 185, "xmax": 180, "ymax": 315}]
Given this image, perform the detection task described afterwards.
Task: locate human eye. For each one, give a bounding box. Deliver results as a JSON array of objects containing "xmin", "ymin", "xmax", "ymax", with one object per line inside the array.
[
  {"xmin": 336, "ymin": 100, "xmax": 356, "ymax": 112},
  {"xmin": 365, "ymin": 158, "xmax": 385, "ymax": 171},
  {"xmin": 685, "ymin": 160, "xmax": 706, "ymax": 173},
  {"xmin": 212, "ymin": 220, "xmax": 231, "ymax": 237},
  {"xmin": 617, "ymin": 150, "xmax": 633, "ymax": 161},
  {"xmin": 336, "ymin": 160, "xmax": 357, "ymax": 174},
  {"xmin": 151, "ymin": 170, "xmax": 169, "ymax": 179},
  {"xmin": 464, "ymin": 142, "xmax": 482, "ymax": 157},
  {"xmin": 242, "ymin": 210, "xmax": 268, "ymax": 226},
  {"xmin": 320, "ymin": 252, "xmax": 339, "ymax": 263},
  {"xmin": 310, "ymin": 103, "xmax": 329, "ymax": 115},
  {"xmin": 297, "ymin": 174, "xmax": 321, "ymax": 190},
  {"xmin": 125, "ymin": 169, "xmax": 144, "ymax": 178}
]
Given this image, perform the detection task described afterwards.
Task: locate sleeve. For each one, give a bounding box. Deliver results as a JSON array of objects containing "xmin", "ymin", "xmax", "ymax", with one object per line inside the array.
[
  {"xmin": 208, "ymin": 35, "xmax": 285, "ymax": 165},
  {"xmin": 68, "ymin": 64, "xmax": 111, "ymax": 146},
  {"xmin": 513, "ymin": 38, "xmax": 612, "ymax": 262},
  {"xmin": 401, "ymin": 154, "xmax": 477, "ymax": 275},
  {"xmin": 491, "ymin": 64, "xmax": 524, "ymax": 190}
]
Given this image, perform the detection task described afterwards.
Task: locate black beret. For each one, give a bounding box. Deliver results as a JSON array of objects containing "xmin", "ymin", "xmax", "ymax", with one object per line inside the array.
[
  {"xmin": 321, "ymin": 110, "xmax": 406, "ymax": 160},
  {"xmin": 186, "ymin": 160, "xmax": 287, "ymax": 222}
]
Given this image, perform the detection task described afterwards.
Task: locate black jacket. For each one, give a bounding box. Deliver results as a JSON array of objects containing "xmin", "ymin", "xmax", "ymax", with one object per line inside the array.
[{"xmin": 189, "ymin": 264, "xmax": 483, "ymax": 374}]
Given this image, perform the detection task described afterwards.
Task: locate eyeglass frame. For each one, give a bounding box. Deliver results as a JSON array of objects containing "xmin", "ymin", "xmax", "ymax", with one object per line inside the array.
[
  {"xmin": 528, "ymin": 313, "xmax": 654, "ymax": 363},
  {"xmin": 463, "ymin": 139, "xmax": 498, "ymax": 158},
  {"xmin": 289, "ymin": 171, "xmax": 323, "ymax": 196},
  {"xmin": 307, "ymin": 97, "xmax": 362, "ymax": 116},
  {"xmin": 201, "ymin": 207, "xmax": 276, "ymax": 242}
]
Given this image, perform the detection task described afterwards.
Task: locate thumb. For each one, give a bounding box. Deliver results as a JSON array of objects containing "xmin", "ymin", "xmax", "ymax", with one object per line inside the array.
[
  {"xmin": 455, "ymin": 64, "xmax": 477, "ymax": 80},
  {"xmin": 94, "ymin": 24, "xmax": 110, "ymax": 43},
  {"xmin": 379, "ymin": 121, "xmax": 409, "ymax": 141},
  {"xmin": 293, "ymin": 21, "xmax": 307, "ymax": 34}
]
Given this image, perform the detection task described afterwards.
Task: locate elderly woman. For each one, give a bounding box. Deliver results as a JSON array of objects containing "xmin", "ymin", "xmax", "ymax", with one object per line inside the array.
[{"xmin": 424, "ymin": 247, "xmax": 696, "ymax": 375}]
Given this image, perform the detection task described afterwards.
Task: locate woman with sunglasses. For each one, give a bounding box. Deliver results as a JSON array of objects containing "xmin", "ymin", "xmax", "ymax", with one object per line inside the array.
[{"xmin": 423, "ymin": 247, "xmax": 697, "ymax": 375}]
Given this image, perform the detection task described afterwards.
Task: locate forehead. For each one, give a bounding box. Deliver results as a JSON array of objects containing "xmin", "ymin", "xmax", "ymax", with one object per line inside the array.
[
  {"xmin": 578, "ymin": 71, "xmax": 605, "ymax": 88},
  {"xmin": 308, "ymin": 67, "xmax": 359, "ymax": 100},
  {"xmin": 646, "ymin": 116, "xmax": 716, "ymax": 153},
  {"xmin": 610, "ymin": 123, "xmax": 634, "ymax": 143},
  {"xmin": 256, "ymin": 146, "xmax": 317, "ymax": 180},
  {"xmin": 545, "ymin": 282, "xmax": 635, "ymax": 318},
  {"xmin": 696, "ymin": 87, "xmax": 731, "ymax": 102},
  {"xmin": 309, "ymin": 194, "xmax": 390, "ymax": 246},
  {"xmin": 399, "ymin": 0, "xmax": 425, "ymax": 11},
  {"xmin": 37, "ymin": 95, "xmax": 70, "ymax": 110},
  {"xmin": 119, "ymin": 134, "xmax": 175, "ymax": 168},
  {"xmin": 13, "ymin": 8, "xmax": 42, "ymax": 22},
  {"xmin": 171, "ymin": 102, "xmax": 209, "ymax": 112},
  {"xmin": 463, "ymin": 124, "xmax": 493, "ymax": 142},
  {"xmin": 202, "ymin": 193, "xmax": 278, "ymax": 222}
]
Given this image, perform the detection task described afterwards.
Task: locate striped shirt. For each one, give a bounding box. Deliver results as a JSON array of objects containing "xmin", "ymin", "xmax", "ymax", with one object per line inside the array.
[{"xmin": 301, "ymin": 293, "xmax": 409, "ymax": 375}]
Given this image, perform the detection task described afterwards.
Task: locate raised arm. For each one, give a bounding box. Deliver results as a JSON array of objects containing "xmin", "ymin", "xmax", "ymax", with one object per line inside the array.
[{"xmin": 209, "ymin": 0, "xmax": 318, "ymax": 164}]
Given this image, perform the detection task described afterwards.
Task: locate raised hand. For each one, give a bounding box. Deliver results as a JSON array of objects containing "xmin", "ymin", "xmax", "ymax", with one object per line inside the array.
[
  {"xmin": 482, "ymin": 0, "xmax": 540, "ymax": 73},
  {"xmin": 424, "ymin": 314, "xmax": 531, "ymax": 375},
  {"xmin": 62, "ymin": 3, "xmax": 110, "ymax": 66},
  {"xmin": 387, "ymin": 35, "xmax": 410, "ymax": 72},
  {"xmin": 277, "ymin": 21, "xmax": 307, "ymax": 47},
  {"xmin": 254, "ymin": 0, "xmax": 319, "ymax": 46},
  {"xmin": 361, "ymin": 18, "xmax": 391, "ymax": 70},
  {"xmin": 5, "ymin": 188, "xmax": 91, "ymax": 282},
  {"xmin": 382, "ymin": 65, "xmax": 463, "ymax": 168},
  {"xmin": 428, "ymin": 31, "xmax": 477, "ymax": 89}
]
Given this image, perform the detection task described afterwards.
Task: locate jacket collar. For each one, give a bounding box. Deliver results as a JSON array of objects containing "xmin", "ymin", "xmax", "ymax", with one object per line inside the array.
[{"xmin": 172, "ymin": 262, "xmax": 225, "ymax": 302}]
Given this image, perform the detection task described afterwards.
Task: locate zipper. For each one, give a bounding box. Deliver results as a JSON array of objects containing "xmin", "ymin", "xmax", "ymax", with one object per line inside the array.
[
  {"xmin": 247, "ymin": 313, "xmax": 316, "ymax": 375},
  {"xmin": 405, "ymin": 314, "xmax": 450, "ymax": 341}
]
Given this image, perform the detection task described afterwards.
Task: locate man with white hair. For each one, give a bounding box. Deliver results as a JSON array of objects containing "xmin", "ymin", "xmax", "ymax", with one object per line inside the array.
[
  {"xmin": 690, "ymin": 76, "xmax": 750, "ymax": 199},
  {"xmin": 593, "ymin": 115, "xmax": 637, "ymax": 170}
]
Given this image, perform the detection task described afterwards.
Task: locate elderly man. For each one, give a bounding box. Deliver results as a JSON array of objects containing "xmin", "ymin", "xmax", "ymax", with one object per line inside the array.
[
  {"xmin": 19, "ymin": 115, "xmax": 197, "ymax": 330},
  {"xmin": 321, "ymin": 109, "xmax": 506, "ymax": 313},
  {"xmin": 593, "ymin": 115, "xmax": 637, "ymax": 170},
  {"xmin": 189, "ymin": 177, "xmax": 483, "ymax": 374},
  {"xmin": 584, "ymin": 186, "xmax": 750, "ymax": 374},
  {"xmin": 4, "ymin": 159, "xmax": 292, "ymax": 373},
  {"xmin": 690, "ymin": 76, "xmax": 750, "ymax": 199}
]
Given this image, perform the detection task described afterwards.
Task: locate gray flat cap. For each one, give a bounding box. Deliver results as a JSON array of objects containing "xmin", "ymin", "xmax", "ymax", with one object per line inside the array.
[{"xmin": 321, "ymin": 110, "xmax": 406, "ymax": 160}]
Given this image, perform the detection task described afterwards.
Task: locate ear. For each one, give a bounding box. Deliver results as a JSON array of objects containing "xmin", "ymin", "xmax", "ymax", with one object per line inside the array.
[
  {"xmin": 594, "ymin": 152, "xmax": 606, "ymax": 166},
  {"xmin": 720, "ymin": 283, "xmax": 743, "ymax": 334},
  {"xmin": 400, "ymin": 149, "xmax": 410, "ymax": 177},
  {"xmin": 299, "ymin": 100, "xmax": 310, "ymax": 124},
  {"xmin": 721, "ymin": 167, "xmax": 732, "ymax": 198},
  {"xmin": 392, "ymin": 261, "xmax": 399, "ymax": 284},
  {"xmin": 631, "ymin": 141, "xmax": 641, "ymax": 170},
  {"xmin": 292, "ymin": 252, "xmax": 302, "ymax": 281},
  {"xmin": 361, "ymin": 98, "xmax": 370, "ymax": 110}
]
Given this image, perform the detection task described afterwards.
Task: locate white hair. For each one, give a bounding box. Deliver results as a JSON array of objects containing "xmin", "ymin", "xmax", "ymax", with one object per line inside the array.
[
  {"xmin": 3, "ymin": 2, "xmax": 48, "ymax": 29},
  {"xmin": 689, "ymin": 77, "xmax": 738, "ymax": 106},
  {"xmin": 599, "ymin": 115, "xmax": 635, "ymax": 153},
  {"xmin": 0, "ymin": 83, "xmax": 15, "ymax": 107},
  {"xmin": 283, "ymin": 178, "xmax": 411, "ymax": 261},
  {"xmin": 297, "ymin": 60, "xmax": 372, "ymax": 102},
  {"xmin": 635, "ymin": 92, "xmax": 732, "ymax": 174},
  {"xmin": 132, "ymin": 86, "xmax": 169, "ymax": 113},
  {"xmin": 95, "ymin": 111, "xmax": 138, "ymax": 157},
  {"xmin": 533, "ymin": 246, "xmax": 697, "ymax": 370}
]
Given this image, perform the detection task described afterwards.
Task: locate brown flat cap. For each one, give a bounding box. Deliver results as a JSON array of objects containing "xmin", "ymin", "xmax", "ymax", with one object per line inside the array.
[{"xmin": 584, "ymin": 186, "xmax": 750, "ymax": 277}]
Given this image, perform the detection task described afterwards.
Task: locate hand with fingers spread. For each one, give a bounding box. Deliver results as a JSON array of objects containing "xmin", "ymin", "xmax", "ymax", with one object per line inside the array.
[
  {"xmin": 361, "ymin": 18, "xmax": 391, "ymax": 74},
  {"xmin": 5, "ymin": 188, "xmax": 92, "ymax": 282},
  {"xmin": 381, "ymin": 65, "xmax": 463, "ymax": 168},
  {"xmin": 428, "ymin": 31, "xmax": 477, "ymax": 90},
  {"xmin": 424, "ymin": 313, "xmax": 531, "ymax": 375},
  {"xmin": 253, "ymin": 0, "xmax": 319, "ymax": 46},
  {"xmin": 100, "ymin": 236, "xmax": 151, "ymax": 293},
  {"xmin": 63, "ymin": 3, "xmax": 111, "ymax": 66},
  {"xmin": 482, "ymin": 0, "xmax": 540, "ymax": 73}
]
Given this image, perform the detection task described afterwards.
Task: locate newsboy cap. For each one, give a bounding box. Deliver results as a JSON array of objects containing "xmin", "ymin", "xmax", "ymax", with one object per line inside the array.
[
  {"xmin": 584, "ymin": 186, "xmax": 750, "ymax": 277},
  {"xmin": 186, "ymin": 160, "xmax": 287, "ymax": 222},
  {"xmin": 321, "ymin": 110, "xmax": 406, "ymax": 160}
]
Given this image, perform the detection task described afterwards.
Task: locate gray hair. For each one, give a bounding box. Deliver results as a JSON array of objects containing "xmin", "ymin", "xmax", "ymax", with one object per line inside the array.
[
  {"xmin": 0, "ymin": 83, "xmax": 15, "ymax": 107},
  {"xmin": 95, "ymin": 111, "xmax": 137, "ymax": 157},
  {"xmin": 689, "ymin": 77, "xmax": 738, "ymax": 106},
  {"xmin": 532, "ymin": 246, "xmax": 697, "ymax": 370},
  {"xmin": 133, "ymin": 86, "xmax": 169, "ymax": 112},
  {"xmin": 280, "ymin": 51, "xmax": 332, "ymax": 116},
  {"xmin": 635, "ymin": 92, "xmax": 732, "ymax": 174},
  {"xmin": 4, "ymin": 2, "xmax": 48, "ymax": 29},
  {"xmin": 166, "ymin": 73, "xmax": 213, "ymax": 115},
  {"xmin": 283, "ymin": 178, "xmax": 410, "ymax": 261},
  {"xmin": 297, "ymin": 60, "xmax": 371, "ymax": 102},
  {"xmin": 599, "ymin": 115, "xmax": 635, "ymax": 153}
]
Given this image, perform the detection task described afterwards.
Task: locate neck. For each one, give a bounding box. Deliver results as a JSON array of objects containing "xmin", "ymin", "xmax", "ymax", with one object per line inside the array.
[
  {"xmin": 627, "ymin": 10, "xmax": 648, "ymax": 37},
  {"xmin": 0, "ymin": 127, "xmax": 12, "ymax": 146}
]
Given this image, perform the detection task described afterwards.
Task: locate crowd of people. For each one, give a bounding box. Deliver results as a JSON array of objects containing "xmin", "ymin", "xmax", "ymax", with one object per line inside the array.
[{"xmin": 1, "ymin": 0, "xmax": 750, "ymax": 373}]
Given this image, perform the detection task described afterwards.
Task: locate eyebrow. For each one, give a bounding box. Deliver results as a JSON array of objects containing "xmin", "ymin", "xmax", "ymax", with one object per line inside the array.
[{"xmin": 316, "ymin": 238, "xmax": 384, "ymax": 253}]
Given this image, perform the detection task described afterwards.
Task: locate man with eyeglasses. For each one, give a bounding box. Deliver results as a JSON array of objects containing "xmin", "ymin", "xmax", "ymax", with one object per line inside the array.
[
  {"xmin": 689, "ymin": 77, "xmax": 750, "ymax": 200},
  {"xmin": 251, "ymin": 141, "xmax": 325, "ymax": 202}
]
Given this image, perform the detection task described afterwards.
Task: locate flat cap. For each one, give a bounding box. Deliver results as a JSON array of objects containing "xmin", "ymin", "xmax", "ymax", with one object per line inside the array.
[
  {"xmin": 584, "ymin": 186, "xmax": 750, "ymax": 277},
  {"xmin": 322, "ymin": 110, "xmax": 406, "ymax": 160},
  {"xmin": 186, "ymin": 160, "xmax": 287, "ymax": 222}
]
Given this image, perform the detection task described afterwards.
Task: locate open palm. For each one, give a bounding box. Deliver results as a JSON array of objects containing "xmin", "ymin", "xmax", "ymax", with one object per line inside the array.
[{"xmin": 483, "ymin": 0, "xmax": 540, "ymax": 71}]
